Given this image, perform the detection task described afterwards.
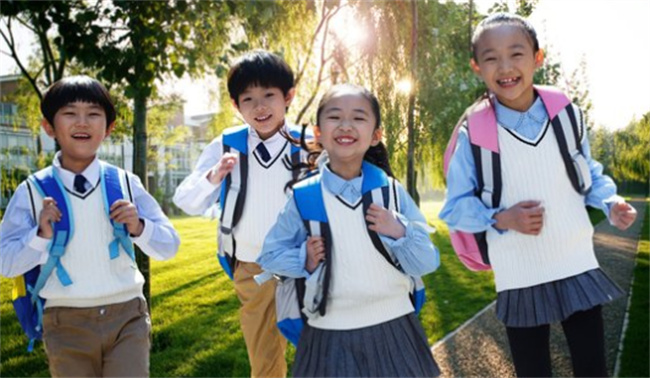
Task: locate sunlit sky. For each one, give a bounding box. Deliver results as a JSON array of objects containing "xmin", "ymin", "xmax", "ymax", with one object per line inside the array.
[
  {"xmin": 1, "ymin": 0, "xmax": 649, "ymax": 130},
  {"xmin": 469, "ymin": 0, "xmax": 650, "ymax": 130}
]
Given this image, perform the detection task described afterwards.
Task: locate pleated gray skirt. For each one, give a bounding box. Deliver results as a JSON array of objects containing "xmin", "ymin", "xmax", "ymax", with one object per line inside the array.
[
  {"xmin": 292, "ymin": 313, "xmax": 440, "ymax": 377},
  {"xmin": 496, "ymin": 268, "xmax": 624, "ymax": 327}
]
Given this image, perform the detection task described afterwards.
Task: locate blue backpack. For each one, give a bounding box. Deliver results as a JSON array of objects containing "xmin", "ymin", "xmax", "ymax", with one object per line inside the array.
[
  {"xmin": 12, "ymin": 162, "xmax": 134, "ymax": 351},
  {"xmin": 217, "ymin": 125, "xmax": 309, "ymax": 280},
  {"xmin": 276, "ymin": 161, "xmax": 427, "ymax": 346}
]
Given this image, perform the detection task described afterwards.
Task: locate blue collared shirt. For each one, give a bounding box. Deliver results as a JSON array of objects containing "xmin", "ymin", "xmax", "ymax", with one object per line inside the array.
[
  {"xmin": 439, "ymin": 97, "xmax": 622, "ymax": 233},
  {"xmin": 257, "ymin": 162, "xmax": 440, "ymax": 278},
  {"xmin": 0, "ymin": 153, "xmax": 181, "ymax": 277}
]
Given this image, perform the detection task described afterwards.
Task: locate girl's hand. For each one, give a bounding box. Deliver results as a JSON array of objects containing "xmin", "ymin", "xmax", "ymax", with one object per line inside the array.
[
  {"xmin": 365, "ymin": 203, "xmax": 405, "ymax": 239},
  {"xmin": 610, "ymin": 202, "xmax": 637, "ymax": 230},
  {"xmin": 110, "ymin": 200, "xmax": 144, "ymax": 236},
  {"xmin": 306, "ymin": 236, "xmax": 325, "ymax": 273},
  {"xmin": 207, "ymin": 152, "xmax": 238, "ymax": 184},
  {"xmin": 494, "ymin": 200, "xmax": 545, "ymax": 235},
  {"xmin": 37, "ymin": 197, "xmax": 61, "ymax": 239}
]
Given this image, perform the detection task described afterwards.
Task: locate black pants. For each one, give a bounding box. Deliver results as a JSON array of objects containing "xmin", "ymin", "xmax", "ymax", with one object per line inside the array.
[{"xmin": 506, "ymin": 305, "xmax": 607, "ymax": 377}]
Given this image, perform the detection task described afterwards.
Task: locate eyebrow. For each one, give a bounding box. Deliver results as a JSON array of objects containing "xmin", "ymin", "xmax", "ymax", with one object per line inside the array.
[{"xmin": 324, "ymin": 107, "xmax": 369, "ymax": 116}]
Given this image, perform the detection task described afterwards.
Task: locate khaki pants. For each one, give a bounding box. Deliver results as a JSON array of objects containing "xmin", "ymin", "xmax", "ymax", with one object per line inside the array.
[
  {"xmin": 234, "ymin": 261, "xmax": 287, "ymax": 378},
  {"xmin": 42, "ymin": 297, "xmax": 151, "ymax": 377}
]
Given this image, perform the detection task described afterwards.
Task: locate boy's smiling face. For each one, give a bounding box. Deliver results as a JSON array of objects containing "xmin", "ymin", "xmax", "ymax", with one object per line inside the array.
[
  {"xmin": 42, "ymin": 101, "xmax": 114, "ymax": 173},
  {"xmin": 235, "ymin": 85, "xmax": 295, "ymax": 140}
]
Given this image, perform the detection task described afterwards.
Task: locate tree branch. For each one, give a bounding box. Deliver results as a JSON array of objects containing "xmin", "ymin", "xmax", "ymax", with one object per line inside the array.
[{"xmin": 0, "ymin": 18, "xmax": 43, "ymax": 100}]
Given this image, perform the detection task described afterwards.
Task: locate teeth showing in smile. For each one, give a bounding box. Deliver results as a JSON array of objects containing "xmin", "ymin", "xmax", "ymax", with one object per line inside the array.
[
  {"xmin": 336, "ymin": 137, "xmax": 355, "ymax": 144},
  {"xmin": 72, "ymin": 133, "xmax": 91, "ymax": 139},
  {"xmin": 497, "ymin": 77, "xmax": 519, "ymax": 86},
  {"xmin": 255, "ymin": 114, "xmax": 272, "ymax": 122}
]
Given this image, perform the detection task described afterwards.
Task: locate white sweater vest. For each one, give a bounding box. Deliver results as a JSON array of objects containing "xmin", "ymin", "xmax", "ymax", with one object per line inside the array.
[
  {"xmin": 486, "ymin": 124, "xmax": 598, "ymax": 291},
  {"xmin": 308, "ymin": 186, "xmax": 414, "ymax": 330},
  {"xmin": 233, "ymin": 144, "xmax": 293, "ymax": 262},
  {"xmin": 34, "ymin": 186, "xmax": 145, "ymax": 308}
]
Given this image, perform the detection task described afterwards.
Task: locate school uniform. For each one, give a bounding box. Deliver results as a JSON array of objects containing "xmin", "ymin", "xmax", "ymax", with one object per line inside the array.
[
  {"xmin": 440, "ymin": 95, "xmax": 623, "ymax": 376},
  {"xmin": 173, "ymin": 124, "xmax": 295, "ymax": 378},
  {"xmin": 258, "ymin": 162, "xmax": 441, "ymax": 377},
  {"xmin": 0, "ymin": 153, "xmax": 180, "ymax": 377}
]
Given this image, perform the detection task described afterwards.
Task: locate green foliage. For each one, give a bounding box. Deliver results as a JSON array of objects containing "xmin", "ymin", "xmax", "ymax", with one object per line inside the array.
[
  {"xmin": 619, "ymin": 203, "xmax": 649, "ymax": 377},
  {"xmin": 612, "ymin": 113, "xmax": 650, "ymax": 183}
]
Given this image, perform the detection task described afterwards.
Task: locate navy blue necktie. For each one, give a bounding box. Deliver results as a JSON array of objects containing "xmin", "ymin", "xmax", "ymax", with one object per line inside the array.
[
  {"xmin": 74, "ymin": 174, "xmax": 88, "ymax": 194},
  {"xmin": 256, "ymin": 143, "xmax": 271, "ymax": 162}
]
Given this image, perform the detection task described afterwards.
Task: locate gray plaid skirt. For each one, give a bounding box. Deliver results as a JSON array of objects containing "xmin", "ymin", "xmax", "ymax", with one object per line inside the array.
[
  {"xmin": 496, "ymin": 268, "xmax": 624, "ymax": 327},
  {"xmin": 292, "ymin": 313, "xmax": 440, "ymax": 377}
]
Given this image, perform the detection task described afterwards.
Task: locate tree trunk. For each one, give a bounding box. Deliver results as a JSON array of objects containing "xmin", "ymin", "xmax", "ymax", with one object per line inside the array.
[
  {"xmin": 406, "ymin": 0, "xmax": 419, "ymax": 205},
  {"xmin": 132, "ymin": 91, "xmax": 151, "ymax": 306}
]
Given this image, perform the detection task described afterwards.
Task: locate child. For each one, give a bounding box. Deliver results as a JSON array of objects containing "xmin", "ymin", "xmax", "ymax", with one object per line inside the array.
[
  {"xmin": 173, "ymin": 50, "xmax": 298, "ymax": 377},
  {"xmin": 0, "ymin": 75, "xmax": 180, "ymax": 377},
  {"xmin": 257, "ymin": 84, "xmax": 441, "ymax": 377},
  {"xmin": 439, "ymin": 13, "xmax": 637, "ymax": 377}
]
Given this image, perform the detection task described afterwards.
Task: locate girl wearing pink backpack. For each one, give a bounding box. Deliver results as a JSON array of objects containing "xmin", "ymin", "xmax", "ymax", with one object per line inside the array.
[{"xmin": 439, "ymin": 13, "xmax": 637, "ymax": 377}]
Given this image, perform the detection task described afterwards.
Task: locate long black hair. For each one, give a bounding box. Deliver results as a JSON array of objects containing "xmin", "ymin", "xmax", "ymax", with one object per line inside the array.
[{"xmin": 284, "ymin": 84, "xmax": 393, "ymax": 189}]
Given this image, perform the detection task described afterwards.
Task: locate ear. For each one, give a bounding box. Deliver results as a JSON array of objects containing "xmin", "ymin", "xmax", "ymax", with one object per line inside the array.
[
  {"xmin": 313, "ymin": 125, "xmax": 321, "ymax": 143},
  {"xmin": 470, "ymin": 58, "xmax": 481, "ymax": 75},
  {"xmin": 370, "ymin": 128, "xmax": 383, "ymax": 147},
  {"xmin": 42, "ymin": 118, "xmax": 56, "ymax": 138},
  {"xmin": 534, "ymin": 48, "xmax": 545, "ymax": 68},
  {"xmin": 284, "ymin": 87, "xmax": 296, "ymax": 107},
  {"xmin": 231, "ymin": 98, "xmax": 239, "ymax": 111},
  {"xmin": 105, "ymin": 122, "xmax": 116, "ymax": 139}
]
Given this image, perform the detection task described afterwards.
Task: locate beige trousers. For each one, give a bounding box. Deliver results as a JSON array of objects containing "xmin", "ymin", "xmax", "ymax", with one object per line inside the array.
[{"xmin": 234, "ymin": 261, "xmax": 287, "ymax": 378}]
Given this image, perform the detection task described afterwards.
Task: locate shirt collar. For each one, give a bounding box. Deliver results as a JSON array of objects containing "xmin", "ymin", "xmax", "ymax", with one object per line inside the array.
[
  {"xmin": 248, "ymin": 122, "xmax": 291, "ymax": 156},
  {"xmin": 494, "ymin": 95, "xmax": 548, "ymax": 131},
  {"xmin": 321, "ymin": 159, "xmax": 364, "ymax": 202},
  {"xmin": 248, "ymin": 122, "xmax": 290, "ymax": 144},
  {"xmin": 52, "ymin": 151, "xmax": 100, "ymax": 190}
]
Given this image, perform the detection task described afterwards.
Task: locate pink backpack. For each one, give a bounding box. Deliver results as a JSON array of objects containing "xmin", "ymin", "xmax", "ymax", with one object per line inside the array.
[{"xmin": 442, "ymin": 86, "xmax": 592, "ymax": 271}]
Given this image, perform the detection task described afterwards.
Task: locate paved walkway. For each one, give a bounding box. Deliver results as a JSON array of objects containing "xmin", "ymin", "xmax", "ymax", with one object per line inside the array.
[{"xmin": 432, "ymin": 199, "xmax": 646, "ymax": 377}]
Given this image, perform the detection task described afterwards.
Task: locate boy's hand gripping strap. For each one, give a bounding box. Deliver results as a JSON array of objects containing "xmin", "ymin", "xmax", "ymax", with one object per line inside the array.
[
  {"xmin": 218, "ymin": 126, "xmax": 249, "ymax": 275},
  {"xmin": 100, "ymin": 163, "xmax": 135, "ymax": 261},
  {"xmin": 27, "ymin": 167, "xmax": 75, "ymax": 339},
  {"xmin": 28, "ymin": 168, "xmax": 74, "ymax": 291}
]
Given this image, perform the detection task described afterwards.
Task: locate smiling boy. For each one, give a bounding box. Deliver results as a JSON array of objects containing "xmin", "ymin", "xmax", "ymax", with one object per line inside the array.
[
  {"xmin": 173, "ymin": 50, "xmax": 299, "ymax": 377},
  {"xmin": 0, "ymin": 75, "xmax": 180, "ymax": 377}
]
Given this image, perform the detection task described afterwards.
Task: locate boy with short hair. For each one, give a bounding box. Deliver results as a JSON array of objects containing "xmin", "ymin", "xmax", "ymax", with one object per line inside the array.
[
  {"xmin": 173, "ymin": 50, "xmax": 297, "ymax": 377},
  {"xmin": 0, "ymin": 75, "xmax": 180, "ymax": 377}
]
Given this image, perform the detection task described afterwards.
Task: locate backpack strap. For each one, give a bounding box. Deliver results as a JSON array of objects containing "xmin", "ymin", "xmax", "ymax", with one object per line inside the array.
[
  {"xmin": 293, "ymin": 174, "xmax": 332, "ymax": 317},
  {"xmin": 536, "ymin": 86, "xmax": 592, "ymax": 194},
  {"xmin": 99, "ymin": 162, "xmax": 135, "ymax": 261},
  {"xmin": 467, "ymin": 98, "xmax": 502, "ymax": 209},
  {"xmin": 360, "ymin": 162, "xmax": 398, "ymax": 267},
  {"xmin": 26, "ymin": 167, "xmax": 74, "ymax": 341},
  {"xmin": 218, "ymin": 125, "xmax": 249, "ymax": 279},
  {"xmin": 28, "ymin": 167, "xmax": 74, "ymax": 290},
  {"xmin": 287, "ymin": 125, "xmax": 310, "ymax": 181}
]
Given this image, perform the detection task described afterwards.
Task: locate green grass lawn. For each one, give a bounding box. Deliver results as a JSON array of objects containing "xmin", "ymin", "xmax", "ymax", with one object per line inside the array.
[{"xmin": 618, "ymin": 202, "xmax": 649, "ymax": 377}]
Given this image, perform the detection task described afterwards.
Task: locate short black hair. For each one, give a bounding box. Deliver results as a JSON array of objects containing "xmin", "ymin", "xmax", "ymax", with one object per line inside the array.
[
  {"xmin": 471, "ymin": 12, "xmax": 539, "ymax": 61},
  {"xmin": 41, "ymin": 75, "xmax": 116, "ymax": 127},
  {"xmin": 227, "ymin": 50, "xmax": 294, "ymax": 106}
]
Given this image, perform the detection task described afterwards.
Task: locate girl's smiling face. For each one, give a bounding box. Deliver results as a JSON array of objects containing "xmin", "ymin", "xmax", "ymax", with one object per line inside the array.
[
  {"xmin": 315, "ymin": 90, "xmax": 382, "ymax": 177},
  {"xmin": 471, "ymin": 23, "xmax": 544, "ymax": 111}
]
